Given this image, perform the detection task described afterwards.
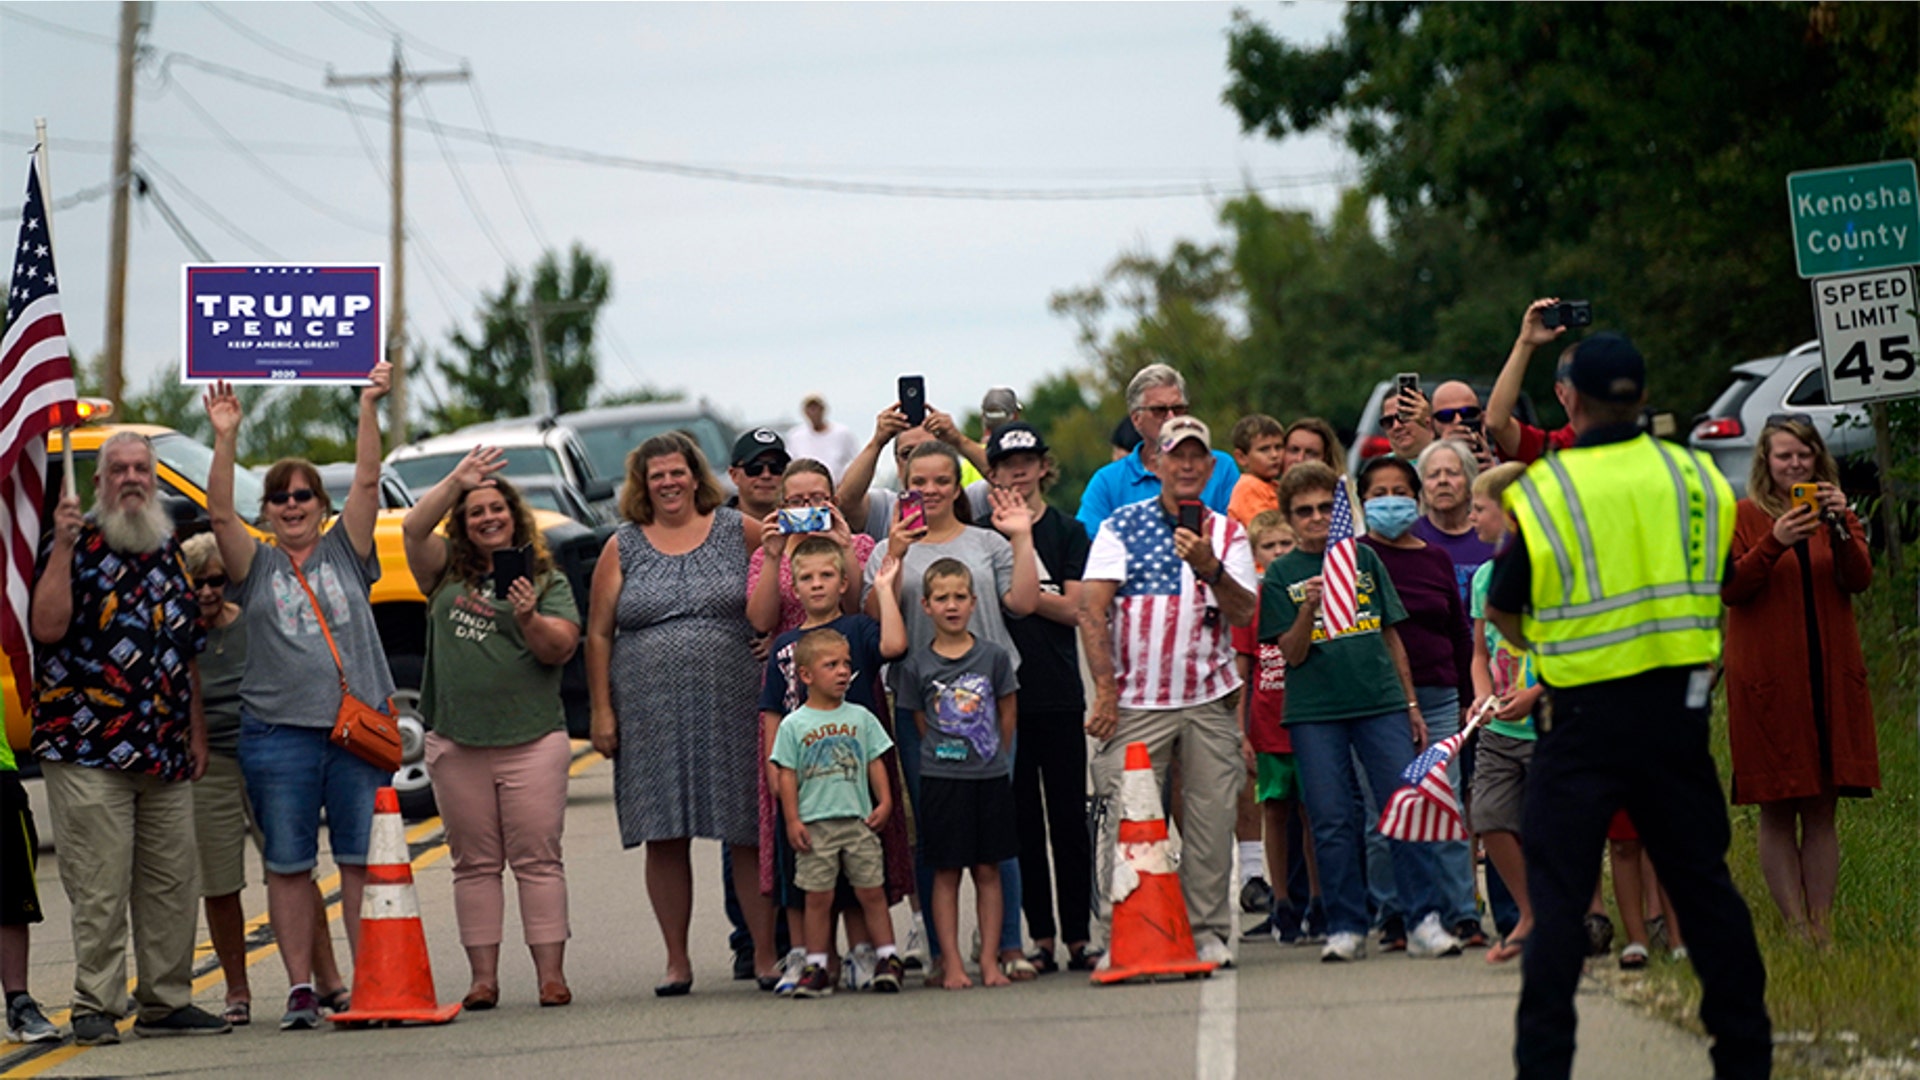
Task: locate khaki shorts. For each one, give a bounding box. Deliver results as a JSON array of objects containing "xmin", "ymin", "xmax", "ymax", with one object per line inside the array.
[
  {"xmin": 1468, "ymin": 731, "xmax": 1535, "ymax": 836},
  {"xmin": 192, "ymin": 753, "xmax": 264, "ymax": 897},
  {"xmin": 793, "ymin": 817, "xmax": 884, "ymax": 893}
]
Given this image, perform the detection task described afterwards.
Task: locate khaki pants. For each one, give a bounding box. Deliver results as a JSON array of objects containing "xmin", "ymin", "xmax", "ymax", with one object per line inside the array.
[
  {"xmin": 1091, "ymin": 694, "xmax": 1243, "ymax": 948},
  {"xmin": 41, "ymin": 762, "xmax": 199, "ymax": 1020}
]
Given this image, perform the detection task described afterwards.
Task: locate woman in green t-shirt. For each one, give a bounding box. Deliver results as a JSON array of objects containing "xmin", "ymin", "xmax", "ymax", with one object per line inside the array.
[{"xmin": 402, "ymin": 447, "xmax": 582, "ymax": 1010}]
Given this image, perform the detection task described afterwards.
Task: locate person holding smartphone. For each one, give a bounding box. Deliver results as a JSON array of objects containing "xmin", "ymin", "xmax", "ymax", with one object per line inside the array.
[{"xmin": 402, "ymin": 446, "xmax": 583, "ymax": 1009}]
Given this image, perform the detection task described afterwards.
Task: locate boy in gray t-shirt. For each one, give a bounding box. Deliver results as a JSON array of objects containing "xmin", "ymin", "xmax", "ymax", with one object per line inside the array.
[{"xmin": 890, "ymin": 559, "xmax": 1019, "ymax": 990}]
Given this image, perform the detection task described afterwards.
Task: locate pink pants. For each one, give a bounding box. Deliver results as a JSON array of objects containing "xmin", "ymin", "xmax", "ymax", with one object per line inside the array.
[{"xmin": 425, "ymin": 730, "xmax": 572, "ymax": 948}]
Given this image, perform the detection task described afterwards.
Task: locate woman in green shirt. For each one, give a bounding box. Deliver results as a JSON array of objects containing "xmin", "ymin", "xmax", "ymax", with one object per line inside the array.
[{"xmin": 403, "ymin": 447, "xmax": 582, "ymax": 1010}]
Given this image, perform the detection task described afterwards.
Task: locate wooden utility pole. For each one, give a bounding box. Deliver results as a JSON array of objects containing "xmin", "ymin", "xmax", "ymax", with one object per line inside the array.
[
  {"xmin": 520, "ymin": 298, "xmax": 595, "ymax": 418},
  {"xmin": 102, "ymin": 1, "xmax": 150, "ymax": 408},
  {"xmin": 328, "ymin": 41, "xmax": 467, "ymax": 450}
]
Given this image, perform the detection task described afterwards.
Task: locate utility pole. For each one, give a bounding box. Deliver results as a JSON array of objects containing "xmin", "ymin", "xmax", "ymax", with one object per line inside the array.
[
  {"xmin": 102, "ymin": 1, "xmax": 151, "ymax": 409},
  {"xmin": 519, "ymin": 298, "xmax": 595, "ymax": 419},
  {"xmin": 328, "ymin": 41, "xmax": 467, "ymax": 451}
]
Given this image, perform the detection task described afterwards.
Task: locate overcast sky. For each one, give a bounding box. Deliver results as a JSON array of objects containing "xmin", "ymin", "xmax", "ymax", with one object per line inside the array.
[{"xmin": 3, "ymin": 1, "xmax": 1351, "ymax": 438}]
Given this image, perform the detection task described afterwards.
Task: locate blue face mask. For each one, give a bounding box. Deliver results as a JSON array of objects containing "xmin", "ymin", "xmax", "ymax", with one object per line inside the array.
[{"xmin": 1363, "ymin": 495, "xmax": 1420, "ymax": 540}]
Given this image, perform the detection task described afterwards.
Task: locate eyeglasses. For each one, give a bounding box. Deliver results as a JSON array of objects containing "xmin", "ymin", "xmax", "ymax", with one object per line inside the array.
[
  {"xmin": 265, "ymin": 488, "xmax": 317, "ymax": 506},
  {"xmin": 737, "ymin": 460, "xmax": 782, "ymax": 478},
  {"xmin": 1433, "ymin": 406, "xmax": 1483, "ymax": 425},
  {"xmin": 1290, "ymin": 501, "xmax": 1336, "ymax": 519},
  {"xmin": 1136, "ymin": 402, "xmax": 1190, "ymax": 420},
  {"xmin": 1765, "ymin": 413, "xmax": 1814, "ymax": 428},
  {"xmin": 782, "ymin": 492, "xmax": 832, "ymax": 509},
  {"xmin": 193, "ymin": 574, "xmax": 229, "ymax": 590}
]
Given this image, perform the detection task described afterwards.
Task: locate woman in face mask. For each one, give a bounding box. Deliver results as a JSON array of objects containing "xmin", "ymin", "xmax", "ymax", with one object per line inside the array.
[{"xmin": 1355, "ymin": 456, "xmax": 1484, "ymax": 949}]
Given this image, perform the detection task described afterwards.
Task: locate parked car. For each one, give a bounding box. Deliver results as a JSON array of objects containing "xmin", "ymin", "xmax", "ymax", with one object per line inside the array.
[
  {"xmin": 1689, "ymin": 341, "xmax": 1876, "ymax": 499},
  {"xmin": 385, "ymin": 419, "xmax": 617, "ymax": 523},
  {"xmin": 557, "ymin": 399, "xmax": 738, "ymax": 496},
  {"xmin": 315, "ymin": 462, "xmax": 417, "ymax": 510},
  {"xmin": 1350, "ymin": 376, "xmax": 1540, "ymax": 472},
  {"xmin": 506, "ymin": 474, "xmax": 602, "ymax": 525}
]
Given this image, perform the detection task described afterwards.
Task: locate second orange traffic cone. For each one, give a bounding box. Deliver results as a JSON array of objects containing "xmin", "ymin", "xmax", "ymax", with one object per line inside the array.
[
  {"xmin": 330, "ymin": 787, "xmax": 462, "ymax": 1027},
  {"xmin": 1092, "ymin": 742, "xmax": 1216, "ymax": 985}
]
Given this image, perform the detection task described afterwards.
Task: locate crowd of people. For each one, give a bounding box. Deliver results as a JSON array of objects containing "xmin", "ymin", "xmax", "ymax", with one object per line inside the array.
[{"xmin": 0, "ymin": 298, "xmax": 1884, "ymax": 1078}]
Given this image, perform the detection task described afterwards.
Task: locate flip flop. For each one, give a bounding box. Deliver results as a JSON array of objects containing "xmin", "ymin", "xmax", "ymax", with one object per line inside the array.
[
  {"xmin": 221, "ymin": 1000, "xmax": 251, "ymax": 1026},
  {"xmin": 1619, "ymin": 943, "xmax": 1650, "ymax": 970},
  {"xmin": 1486, "ymin": 938, "xmax": 1526, "ymax": 965}
]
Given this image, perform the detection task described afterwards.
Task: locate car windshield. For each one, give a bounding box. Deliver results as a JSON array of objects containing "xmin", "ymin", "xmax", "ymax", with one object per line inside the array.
[
  {"xmin": 572, "ymin": 417, "xmax": 731, "ymax": 480},
  {"xmin": 518, "ymin": 487, "xmax": 565, "ymax": 515},
  {"xmin": 389, "ymin": 448, "xmax": 563, "ymax": 492},
  {"xmin": 151, "ymin": 433, "xmax": 266, "ymax": 512}
]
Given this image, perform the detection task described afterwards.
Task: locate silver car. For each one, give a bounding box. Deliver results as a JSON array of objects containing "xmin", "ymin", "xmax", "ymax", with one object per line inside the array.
[{"xmin": 1688, "ymin": 341, "xmax": 1874, "ymax": 499}]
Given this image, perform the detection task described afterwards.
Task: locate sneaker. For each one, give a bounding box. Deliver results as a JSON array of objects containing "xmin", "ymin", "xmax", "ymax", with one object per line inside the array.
[
  {"xmin": 1584, "ymin": 912, "xmax": 1615, "ymax": 957},
  {"xmin": 1272, "ymin": 906, "xmax": 1305, "ymax": 946},
  {"xmin": 792, "ymin": 962, "xmax": 833, "ymax": 999},
  {"xmin": 1238, "ymin": 876, "xmax": 1274, "ymax": 915},
  {"xmin": 71, "ymin": 1012, "xmax": 120, "ymax": 1046},
  {"xmin": 1321, "ymin": 932, "xmax": 1366, "ymax": 963},
  {"xmin": 1453, "ymin": 917, "xmax": 1489, "ymax": 948},
  {"xmin": 731, "ymin": 944, "xmax": 755, "ymax": 981},
  {"xmin": 903, "ymin": 917, "xmax": 929, "ymax": 972},
  {"xmin": 1240, "ymin": 912, "xmax": 1277, "ymax": 941},
  {"xmin": 1408, "ymin": 913, "xmax": 1464, "ymax": 958},
  {"xmin": 133, "ymin": 1004, "xmax": 231, "ymax": 1038},
  {"xmin": 872, "ymin": 954, "xmax": 905, "ymax": 993},
  {"xmin": 842, "ymin": 944, "xmax": 878, "ymax": 991},
  {"xmin": 280, "ymin": 987, "xmax": 322, "ymax": 1031},
  {"xmin": 6, "ymin": 996, "xmax": 59, "ymax": 1044},
  {"xmin": 773, "ymin": 948, "xmax": 808, "ymax": 997},
  {"xmin": 1301, "ymin": 900, "xmax": 1329, "ymax": 945},
  {"xmin": 1196, "ymin": 936, "xmax": 1236, "ymax": 969},
  {"xmin": 1378, "ymin": 913, "xmax": 1408, "ymax": 952}
]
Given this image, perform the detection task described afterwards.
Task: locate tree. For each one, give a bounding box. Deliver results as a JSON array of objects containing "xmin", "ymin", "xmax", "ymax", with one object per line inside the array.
[{"xmin": 431, "ymin": 243, "xmax": 612, "ymax": 430}]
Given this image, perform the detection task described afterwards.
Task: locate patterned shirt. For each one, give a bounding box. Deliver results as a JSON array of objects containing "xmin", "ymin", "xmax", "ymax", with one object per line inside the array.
[
  {"xmin": 30, "ymin": 521, "xmax": 204, "ymax": 781},
  {"xmin": 1084, "ymin": 498, "xmax": 1255, "ymax": 710}
]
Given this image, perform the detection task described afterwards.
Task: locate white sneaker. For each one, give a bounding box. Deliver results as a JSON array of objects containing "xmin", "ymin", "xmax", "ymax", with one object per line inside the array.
[
  {"xmin": 1408, "ymin": 913, "xmax": 1464, "ymax": 958},
  {"xmin": 1196, "ymin": 936, "xmax": 1236, "ymax": 969},
  {"xmin": 842, "ymin": 944, "xmax": 878, "ymax": 991},
  {"xmin": 904, "ymin": 917, "xmax": 930, "ymax": 968},
  {"xmin": 773, "ymin": 948, "xmax": 808, "ymax": 996},
  {"xmin": 1321, "ymin": 931, "xmax": 1366, "ymax": 963}
]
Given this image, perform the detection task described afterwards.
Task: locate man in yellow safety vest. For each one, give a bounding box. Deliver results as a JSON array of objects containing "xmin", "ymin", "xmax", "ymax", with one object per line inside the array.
[{"xmin": 1485, "ymin": 333, "xmax": 1770, "ymax": 1080}]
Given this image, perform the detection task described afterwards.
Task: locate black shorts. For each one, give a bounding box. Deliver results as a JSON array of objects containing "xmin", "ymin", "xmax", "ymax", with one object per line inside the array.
[
  {"xmin": 919, "ymin": 775, "xmax": 1019, "ymax": 870},
  {"xmin": 1, "ymin": 771, "xmax": 44, "ymax": 926}
]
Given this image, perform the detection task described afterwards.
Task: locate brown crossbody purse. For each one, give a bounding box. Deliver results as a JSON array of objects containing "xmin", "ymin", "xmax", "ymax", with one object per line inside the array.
[{"xmin": 290, "ymin": 562, "xmax": 404, "ymax": 773}]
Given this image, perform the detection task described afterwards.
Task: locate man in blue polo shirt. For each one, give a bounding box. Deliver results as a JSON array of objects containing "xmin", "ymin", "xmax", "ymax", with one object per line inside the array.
[{"xmin": 1076, "ymin": 364, "xmax": 1239, "ymax": 536}]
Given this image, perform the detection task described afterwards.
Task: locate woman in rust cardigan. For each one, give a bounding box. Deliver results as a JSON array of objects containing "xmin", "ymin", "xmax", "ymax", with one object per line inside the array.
[{"xmin": 1721, "ymin": 415, "xmax": 1876, "ymax": 946}]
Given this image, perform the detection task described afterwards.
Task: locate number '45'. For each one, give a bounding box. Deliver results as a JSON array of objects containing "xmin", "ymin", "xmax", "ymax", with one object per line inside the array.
[{"xmin": 1834, "ymin": 335, "xmax": 1917, "ymax": 384}]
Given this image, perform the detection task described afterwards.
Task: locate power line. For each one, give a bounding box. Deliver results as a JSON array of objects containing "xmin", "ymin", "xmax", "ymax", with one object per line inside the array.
[
  {"xmin": 130, "ymin": 167, "xmax": 214, "ymax": 260},
  {"xmin": 414, "ymin": 83, "xmax": 517, "ymax": 265},
  {"xmin": 197, "ymin": 2, "xmax": 330, "ymax": 70},
  {"xmin": 350, "ymin": 1, "xmax": 464, "ymax": 64},
  {"xmin": 0, "ymin": 3, "xmax": 116, "ymax": 46},
  {"xmin": 133, "ymin": 150, "xmax": 281, "ymax": 259},
  {"xmin": 310, "ymin": 1, "xmax": 390, "ymax": 41},
  {"xmin": 467, "ymin": 79, "xmax": 549, "ymax": 251}
]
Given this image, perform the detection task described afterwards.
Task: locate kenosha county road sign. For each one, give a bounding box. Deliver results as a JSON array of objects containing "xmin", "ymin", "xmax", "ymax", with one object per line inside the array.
[
  {"xmin": 1811, "ymin": 267, "xmax": 1920, "ymax": 405},
  {"xmin": 1787, "ymin": 160, "xmax": 1920, "ymax": 279}
]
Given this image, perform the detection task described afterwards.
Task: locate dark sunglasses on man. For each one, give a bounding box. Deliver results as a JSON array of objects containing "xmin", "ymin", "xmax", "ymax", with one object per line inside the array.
[
  {"xmin": 265, "ymin": 488, "xmax": 318, "ymax": 506},
  {"xmin": 737, "ymin": 460, "xmax": 783, "ymax": 478},
  {"xmin": 1433, "ymin": 406, "xmax": 1484, "ymax": 426}
]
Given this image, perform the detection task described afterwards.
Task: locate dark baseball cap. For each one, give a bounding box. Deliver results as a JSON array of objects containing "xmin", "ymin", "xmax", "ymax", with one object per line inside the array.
[
  {"xmin": 730, "ymin": 427, "xmax": 789, "ymax": 468},
  {"xmin": 1565, "ymin": 334, "xmax": 1646, "ymax": 403},
  {"xmin": 985, "ymin": 421, "xmax": 1049, "ymax": 464}
]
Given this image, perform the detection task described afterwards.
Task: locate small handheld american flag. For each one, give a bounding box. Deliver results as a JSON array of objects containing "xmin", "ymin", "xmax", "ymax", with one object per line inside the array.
[
  {"xmin": 1320, "ymin": 476, "xmax": 1359, "ymax": 635},
  {"xmin": 1376, "ymin": 698, "xmax": 1495, "ymax": 843}
]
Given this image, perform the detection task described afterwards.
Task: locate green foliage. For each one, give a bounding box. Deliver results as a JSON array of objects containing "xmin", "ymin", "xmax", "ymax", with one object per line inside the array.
[
  {"xmin": 78, "ymin": 354, "xmax": 354, "ymax": 465},
  {"xmin": 431, "ymin": 243, "xmax": 611, "ymax": 429},
  {"xmin": 595, "ymin": 385, "xmax": 685, "ymax": 408}
]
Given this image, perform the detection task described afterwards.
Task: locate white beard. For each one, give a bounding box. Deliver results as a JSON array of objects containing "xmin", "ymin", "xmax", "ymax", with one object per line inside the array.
[{"xmin": 98, "ymin": 495, "xmax": 171, "ymax": 555}]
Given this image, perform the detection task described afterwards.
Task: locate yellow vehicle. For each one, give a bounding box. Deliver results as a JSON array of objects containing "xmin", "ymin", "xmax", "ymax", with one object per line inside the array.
[{"xmin": 3, "ymin": 406, "xmax": 608, "ymax": 816}]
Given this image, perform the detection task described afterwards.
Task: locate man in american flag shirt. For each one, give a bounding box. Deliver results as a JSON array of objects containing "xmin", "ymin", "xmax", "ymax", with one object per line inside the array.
[{"xmin": 1080, "ymin": 417, "xmax": 1256, "ymax": 967}]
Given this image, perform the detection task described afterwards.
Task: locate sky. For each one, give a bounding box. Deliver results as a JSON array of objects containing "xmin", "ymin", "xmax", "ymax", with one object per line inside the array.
[{"xmin": 2, "ymin": 1, "xmax": 1353, "ymax": 439}]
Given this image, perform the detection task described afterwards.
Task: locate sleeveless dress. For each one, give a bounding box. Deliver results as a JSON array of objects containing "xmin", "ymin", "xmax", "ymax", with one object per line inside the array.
[{"xmin": 609, "ymin": 507, "xmax": 761, "ymax": 848}]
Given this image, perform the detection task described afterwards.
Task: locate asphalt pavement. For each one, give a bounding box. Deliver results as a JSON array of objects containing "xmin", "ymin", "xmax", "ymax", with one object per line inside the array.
[{"xmin": 3, "ymin": 750, "xmax": 1711, "ymax": 1079}]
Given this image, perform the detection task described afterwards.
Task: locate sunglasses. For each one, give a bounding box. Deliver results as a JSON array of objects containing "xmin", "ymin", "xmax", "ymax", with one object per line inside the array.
[
  {"xmin": 1433, "ymin": 406, "xmax": 1483, "ymax": 425},
  {"xmin": 1137, "ymin": 403, "xmax": 1190, "ymax": 419},
  {"xmin": 265, "ymin": 488, "xmax": 318, "ymax": 506},
  {"xmin": 737, "ymin": 460, "xmax": 782, "ymax": 478},
  {"xmin": 193, "ymin": 574, "xmax": 229, "ymax": 590},
  {"xmin": 1766, "ymin": 413, "xmax": 1814, "ymax": 428},
  {"xmin": 1380, "ymin": 414, "xmax": 1412, "ymax": 429},
  {"xmin": 1290, "ymin": 500, "xmax": 1336, "ymax": 519}
]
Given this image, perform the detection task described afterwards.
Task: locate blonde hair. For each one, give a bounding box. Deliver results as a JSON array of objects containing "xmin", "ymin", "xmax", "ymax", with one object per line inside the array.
[
  {"xmin": 787, "ymin": 535, "xmax": 846, "ymax": 578},
  {"xmin": 1247, "ymin": 509, "xmax": 1293, "ymax": 547},
  {"xmin": 1472, "ymin": 461, "xmax": 1528, "ymax": 499},
  {"xmin": 793, "ymin": 627, "xmax": 850, "ymax": 671},
  {"xmin": 180, "ymin": 532, "xmax": 222, "ymax": 578},
  {"xmin": 1748, "ymin": 419, "xmax": 1839, "ymax": 518}
]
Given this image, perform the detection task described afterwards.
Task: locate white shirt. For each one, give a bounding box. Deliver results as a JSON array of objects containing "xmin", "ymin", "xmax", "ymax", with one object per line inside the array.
[{"xmin": 784, "ymin": 421, "xmax": 861, "ymax": 481}]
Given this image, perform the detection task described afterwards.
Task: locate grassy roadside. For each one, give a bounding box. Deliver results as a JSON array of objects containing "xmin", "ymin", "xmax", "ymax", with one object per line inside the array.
[{"xmin": 1618, "ymin": 565, "xmax": 1918, "ymax": 1076}]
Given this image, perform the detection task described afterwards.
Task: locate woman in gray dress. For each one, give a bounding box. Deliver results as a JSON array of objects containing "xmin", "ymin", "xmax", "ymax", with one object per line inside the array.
[{"xmin": 586, "ymin": 432, "xmax": 776, "ymax": 995}]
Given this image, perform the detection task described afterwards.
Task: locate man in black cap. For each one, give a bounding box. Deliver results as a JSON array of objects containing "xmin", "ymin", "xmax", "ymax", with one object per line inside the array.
[
  {"xmin": 728, "ymin": 427, "xmax": 791, "ymax": 526},
  {"xmin": 1485, "ymin": 333, "xmax": 1770, "ymax": 1079}
]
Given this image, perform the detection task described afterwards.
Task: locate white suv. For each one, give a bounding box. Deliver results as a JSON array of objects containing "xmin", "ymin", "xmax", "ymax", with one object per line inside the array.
[{"xmin": 386, "ymin": 419, "xmax": 617, "ymax": 523}]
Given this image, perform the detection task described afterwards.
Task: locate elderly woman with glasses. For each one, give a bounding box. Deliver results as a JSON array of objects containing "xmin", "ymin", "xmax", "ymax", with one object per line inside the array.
[{"xmin": 1721, "ymin": 414, "xmax": 1877, "ymax": 946}]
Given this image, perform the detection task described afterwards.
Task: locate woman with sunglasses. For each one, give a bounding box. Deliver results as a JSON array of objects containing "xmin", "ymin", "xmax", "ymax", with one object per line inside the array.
[
  {"xmin": 203, "ymin": 365, "xmax": 396, "ymax": 1031},
  {"xmin": 1721, "ymin": 415, "xmax": 1876, "ymax": 946}
]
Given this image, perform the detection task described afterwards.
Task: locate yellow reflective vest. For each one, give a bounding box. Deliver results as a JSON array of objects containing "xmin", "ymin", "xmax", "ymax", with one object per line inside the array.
[{"xmin": 1501, "ymin": 433, "xmax": 1734, "ymax": 688}]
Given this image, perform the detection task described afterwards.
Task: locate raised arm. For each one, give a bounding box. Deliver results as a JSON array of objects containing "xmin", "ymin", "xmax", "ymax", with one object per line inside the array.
[
  {"xmin": 1487, "ymin": 299, "xmax": 1565, "ymax": 459},
  {"xmin": 202, "ymin": 380, "xmax": 256, "ymax": 583},
  {"xmin": 989, "ymin": 489, "xmax": 1039, "ymax": 617},
  {"xmin": 1277, "ymin": 576, "xmax": 1321, "ymax": 668},
  {"xmin": 872, "ymin": 557, "xmax": 909, "ymax": 659},
  {"xmin": 837, "ymin": 404, "xmax": 907, "ymax": 534},
  {"xmin": 745, "ymin": 532, "xmax": 785, "ymax": 634},
  {"xmin": 924, "ymin": 407, "xmax": 989, "ymax": 477},
  {"xmin": 401, "ymin": 444, "xmax": 504, "ymax": 594},
  {"xmin": 337, "ymin": 362, "xmax": 392, "ymax": 560}
]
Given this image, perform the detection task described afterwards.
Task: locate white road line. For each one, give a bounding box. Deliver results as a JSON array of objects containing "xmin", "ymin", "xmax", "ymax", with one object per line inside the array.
[{"xmin": 1196, "ymin": 967, "xmax": 1237, "ymax": 1080}]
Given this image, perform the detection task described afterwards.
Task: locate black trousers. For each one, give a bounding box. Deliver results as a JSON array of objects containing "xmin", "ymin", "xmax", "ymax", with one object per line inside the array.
[
  {"xmin": 1013, "ymin": 708, "xmax": 1092, "ymax": 945},
  {"xmin": 1516, "ymin": 667, "xmax": 1771, "ymax": 1080}
]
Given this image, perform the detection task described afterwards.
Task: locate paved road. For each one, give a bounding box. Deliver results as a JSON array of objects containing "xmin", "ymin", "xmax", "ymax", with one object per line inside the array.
[{"xmin": 3, "ymin": 751, "xmax": 1710, "ymax": 1079}]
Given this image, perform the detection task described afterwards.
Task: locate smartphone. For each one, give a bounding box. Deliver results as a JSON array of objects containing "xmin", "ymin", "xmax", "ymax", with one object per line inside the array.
[
  {"xmin": 898, "ymin": 490, "xmax": 927, "ymax": 531},
  {"xmin": 898, "ymin": 374, "xmax": 927, "ymax": 427},
  {"xmin": 1177, "ymin": 500, "xmax": 1203, "ymax": 535},
  {"xmin": 1790, "ymin": 483, "xmax": 1819, "ymax": 516},
  {"xmin": 491, "ymin": 545, "xmax": 531, "ymax": 601},
  {"xmin": 1541, "ymin": 300, "xmax": 1593, "ymax": 330},
  {"xmin": 1394, "ymin": 372, "xmax": 1421, "ymax": 400},
  {"xmin": 777, "ymin": 506, "xmax": 832, "ymax": 535}
]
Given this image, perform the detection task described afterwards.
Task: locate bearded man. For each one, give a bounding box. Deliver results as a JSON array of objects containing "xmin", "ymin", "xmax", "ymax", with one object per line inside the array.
[{"xmin": 29, "ymin": 431, "xmax": 228, "ymax": 1043}]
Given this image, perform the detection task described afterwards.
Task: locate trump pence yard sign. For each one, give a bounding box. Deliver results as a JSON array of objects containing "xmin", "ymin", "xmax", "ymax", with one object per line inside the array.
[{"xmin": 181, "ymin": 263, "xmax": 383, "ymax": 384}]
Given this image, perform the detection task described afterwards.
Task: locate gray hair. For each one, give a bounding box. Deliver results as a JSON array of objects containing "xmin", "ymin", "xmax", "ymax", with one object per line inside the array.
[
  {"xmin": 180, "ymin": 532, "xmax": 222, "ymax": 577},
  {"xmin": 1125, "ymin": 364, "xmax": 1186, "ymax": 412},
  {"xmin": 1417, "ymin": 438, "xmax": 1479, "ymax": 488},
  {"xmin": 96, "ymin": 430, "xmax": 155, "ymax": 466}
]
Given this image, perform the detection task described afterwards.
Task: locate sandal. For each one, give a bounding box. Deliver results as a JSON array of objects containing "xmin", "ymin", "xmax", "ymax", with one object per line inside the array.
[
  {"xmin": 999, "ymin": 956, "xmax": 1038, "ymax": 982},
  {"xmin": 1066, "ymin": 945, "xmax": 1102, "ymax": 972},
  {"xmin": 1619, "ymin": 943, "xmax": 1650, "ymax": 970},
  {"xmin": 1485, "ymin": 938, "xmax": 1526, "ymax": 965},
  {"xmin": 316, "ymin": 989, "xmax": 350, "ymax": 1014},
  {"xmin": 221, "ymin": 1000, "xmax": 251, "ymax": 1026},
  {"xmin": 1024, "ymin": 949, "xmax": 1059, "ymax": 975}
]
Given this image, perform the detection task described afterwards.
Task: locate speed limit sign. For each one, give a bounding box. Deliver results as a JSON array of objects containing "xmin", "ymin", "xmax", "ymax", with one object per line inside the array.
[{"xmin": 1811, "ymin": 267, "xmax": 1920, "ymax": 404}]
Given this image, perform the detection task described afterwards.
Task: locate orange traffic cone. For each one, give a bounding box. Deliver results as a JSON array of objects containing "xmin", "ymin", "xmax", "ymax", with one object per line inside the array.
[
  {"xmin": 1092, "ymin": 742, "xmax": 1216, "ymax": 985},
  {"xmin": 329, "ymin": 787, "xmax": 462, "ymax": 1027}
]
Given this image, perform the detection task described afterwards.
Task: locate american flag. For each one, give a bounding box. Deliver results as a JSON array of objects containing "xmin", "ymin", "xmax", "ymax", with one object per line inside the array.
[
  {"xmin": 1320, "ymin": 476, "xmax": 1359, "ymax": 635},
  {"xmin": 1377, "ymin": 727, "xmax": 1472, "ymax": 843},
  {"xmin": 2, "ymin": 156, "xmax": 80, "ymax": 713},
  {"xmin": 1085, "ymin": 499, "xmax": 1250, "ymax": 709}
]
